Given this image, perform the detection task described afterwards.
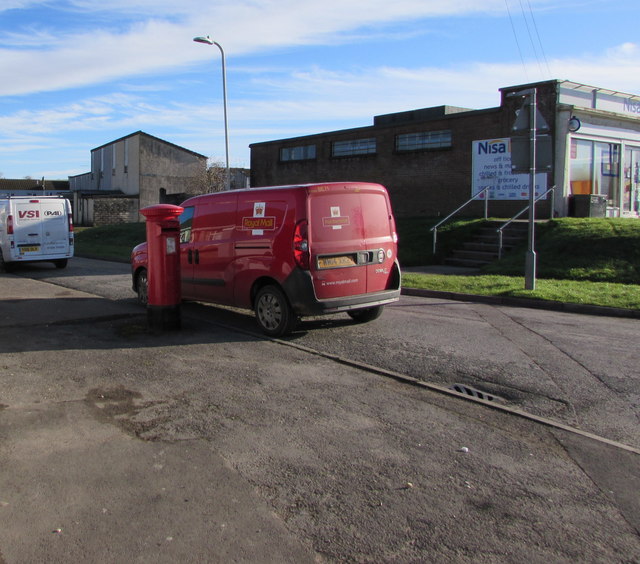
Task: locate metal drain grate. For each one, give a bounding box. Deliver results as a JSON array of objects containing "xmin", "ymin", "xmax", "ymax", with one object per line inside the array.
[{"xmin": 450, "ymin": 384, "xmax": 500, "ymax": 402}]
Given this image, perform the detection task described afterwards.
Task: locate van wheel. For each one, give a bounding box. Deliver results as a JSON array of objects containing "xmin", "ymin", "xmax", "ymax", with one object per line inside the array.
[
  {"xmin": 54, "ymin": 259, "xmax": 68, "ymax": 269},
  {"xmin": 348, "ymin": 306, "xmax": 383, "ymax": 323},
  {"xmin": 254, "ymin": 285, "xmax": 297, "ymax": 337},
  {"xmin": 136, "ymin": 268, "xmax": 148, "ymax": 306},
  {"xmin": 0, "ymin": 250, "xmax": 12, "ymax": 273}
]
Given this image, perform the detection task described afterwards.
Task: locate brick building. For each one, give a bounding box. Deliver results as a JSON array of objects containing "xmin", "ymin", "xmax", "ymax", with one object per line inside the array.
[{"xmin": 250, "ymin": 79, "xmax": 640, "ymax": 220}]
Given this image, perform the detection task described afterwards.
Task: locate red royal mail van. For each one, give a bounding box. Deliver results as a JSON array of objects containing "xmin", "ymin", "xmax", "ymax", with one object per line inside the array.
[{"xmin": 131, "ymin": 182, "xmax": 401, "ymax": 336}]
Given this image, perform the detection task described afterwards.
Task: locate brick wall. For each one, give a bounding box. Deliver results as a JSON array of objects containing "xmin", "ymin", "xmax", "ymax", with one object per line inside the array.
[
  {"xmin": 250, "ymin": 85, "xmax": 558, "ymax": 219},
  {"xmin": 93, "ymin": 197, "xmax": 140, "ymax": 226}
]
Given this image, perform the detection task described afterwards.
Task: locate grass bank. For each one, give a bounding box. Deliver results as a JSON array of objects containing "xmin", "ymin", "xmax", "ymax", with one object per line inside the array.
[
  {"xmin": 75, "ymin": 223, "xmax": 146, "ymax": 262},
  {"xmin": 402, "ymin": 273, "xmax": 640, "ymax": 311},
  {"xmin": 399, "ymin": 217, "xmax": 640, "ymax": 311}
]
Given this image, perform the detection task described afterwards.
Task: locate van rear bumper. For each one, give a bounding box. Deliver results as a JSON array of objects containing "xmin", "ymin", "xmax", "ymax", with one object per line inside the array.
[{"xmin": 283, "ymin": 261, "xmax": 401, "ymax": 316}]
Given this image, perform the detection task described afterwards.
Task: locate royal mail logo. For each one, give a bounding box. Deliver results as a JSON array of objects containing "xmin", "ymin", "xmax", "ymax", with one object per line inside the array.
[
  {"xmin": 322, "ymin": 216, "xmax": 350, "ymax": 227},
  {"xmin": 242, "ymin": 216, "xmax": 276, "ymax": 230}
]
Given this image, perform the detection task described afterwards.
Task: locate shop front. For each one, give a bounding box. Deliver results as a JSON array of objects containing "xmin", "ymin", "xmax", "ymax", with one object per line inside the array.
[{"xmin": 560, "ymin": 83, "xmax": 640, "ymax": 218}]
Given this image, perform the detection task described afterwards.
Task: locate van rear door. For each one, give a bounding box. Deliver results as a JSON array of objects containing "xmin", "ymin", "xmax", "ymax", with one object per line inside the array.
[
  {"xmin": 39, "ymin": 199, "xmax": 70, "ymax": 256},
  {"xmin": 360, "ymin": 189, "xmax": 397, "ymax": 293},
  {"xmin": 308, "ymin": 184, "xmax": 395, "ymax": 299},
  {"xmin": 13, "ymin": 200, "xmax": 45, "ymax": 258},
  {"xmin": 13, "ymin": 199, "xmax": 70, "ymax": 259}
]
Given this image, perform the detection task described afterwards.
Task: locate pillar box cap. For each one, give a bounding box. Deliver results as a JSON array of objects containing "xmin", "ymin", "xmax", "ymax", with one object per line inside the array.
[{"xmin": 140, "ymin": 204, "xmax": 184, "ymax": 222}]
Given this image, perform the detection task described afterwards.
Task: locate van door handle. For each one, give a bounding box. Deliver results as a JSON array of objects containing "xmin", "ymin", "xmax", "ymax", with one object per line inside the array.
[
  {"xmin": 188, "ymin": 249, "xmax": 193, "ymax": 264},
  {"xmin": 195, "ymin": 249, "xmax": 200, "ymax": 264}
]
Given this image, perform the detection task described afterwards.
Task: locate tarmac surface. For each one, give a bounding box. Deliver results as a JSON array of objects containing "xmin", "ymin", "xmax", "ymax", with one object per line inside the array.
[{"xmin": 1, "ymin": 271, "xmax": 639, "ymax": 563}]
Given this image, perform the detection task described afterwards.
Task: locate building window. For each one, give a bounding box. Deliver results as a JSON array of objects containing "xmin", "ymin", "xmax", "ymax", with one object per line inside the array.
[
  {"xmin": 570, "ymin": 139, "xmax": 621, "ymax": 208},
  {"xmin": 396, "ymin": 130, "xmax": 452, "ymax": 151},
  {"xmin": 280, "ymin": 145, "xmax": 316, "ymax": 162},
  {"xmin": 332, "ymin": 138, "xmax": 376, "ymax": 157}
]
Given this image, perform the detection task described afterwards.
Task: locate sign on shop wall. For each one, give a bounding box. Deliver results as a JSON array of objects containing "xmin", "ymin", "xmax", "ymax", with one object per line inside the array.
[{"xmin": 471, "ymin": 138, "xmax": 547, "ymax": 200}]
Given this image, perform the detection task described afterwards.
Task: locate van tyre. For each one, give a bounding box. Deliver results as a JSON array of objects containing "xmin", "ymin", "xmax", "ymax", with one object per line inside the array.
[
  {"xmin": 0, "ymin": 250, "xmax": 12, "ymax": 273},
  {"xmin": 348, "ymin": 305, "xmax": 383, "ymax": 323},
  {"xmin": 54, "ymin": 259, "xmax": 68, "ymax": 269},
  {"xmin": 255, "ymin": 285, "xmax": 297, "ymax": 337},
  {"xmin": 136, "ymin": 268, "xmax": 148, "ymax": 306}
]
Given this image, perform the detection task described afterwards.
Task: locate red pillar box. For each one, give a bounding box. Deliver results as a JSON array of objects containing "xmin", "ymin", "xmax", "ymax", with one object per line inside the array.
[{"xmin": 139, "ymin": 204, "xmax": 184, "ymax": 330}]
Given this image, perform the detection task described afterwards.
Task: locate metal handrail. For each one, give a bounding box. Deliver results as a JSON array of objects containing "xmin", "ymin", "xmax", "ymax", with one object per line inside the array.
[
  {"xmin": 430, "ymin": 186, "xmax": 490, "ymax": 255},
  {"xmin": 496, "ymin": 186, "xmax": 555, "ymax": 259}
]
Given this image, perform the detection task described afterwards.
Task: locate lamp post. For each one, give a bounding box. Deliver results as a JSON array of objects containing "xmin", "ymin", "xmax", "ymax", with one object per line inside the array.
[{"xmin": 193, "ymin": 35, "xmax": 230, "ymax": 191}]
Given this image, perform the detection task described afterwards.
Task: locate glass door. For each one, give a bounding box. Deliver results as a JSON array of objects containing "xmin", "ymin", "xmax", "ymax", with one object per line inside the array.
[
  {"xmin": 623, "ymin": 147, "xmax": 640, "ymax": 215},
  {"xmin": 594, "ymin": 142, "xmax": 620, "ymax": 210}
]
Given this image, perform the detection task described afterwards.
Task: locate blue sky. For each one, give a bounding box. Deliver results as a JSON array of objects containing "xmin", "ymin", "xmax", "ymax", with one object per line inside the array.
[{"xmin": 1, "ymin": 0, "xmax": 639, "ymax": 179}]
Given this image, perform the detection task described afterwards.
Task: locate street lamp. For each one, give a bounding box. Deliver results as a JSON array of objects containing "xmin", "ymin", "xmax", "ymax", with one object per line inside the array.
[{"xmin": 193, "ymin": 35, "xmax": 230, "ymax": 191}]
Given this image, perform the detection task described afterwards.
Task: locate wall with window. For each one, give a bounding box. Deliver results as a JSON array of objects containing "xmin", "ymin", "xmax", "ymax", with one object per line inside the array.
[
  {"xmin": 250, "ymin": 80, "xmax": 640, "ymax": 220},
  {"xmin": 250, "ymin": 106, "xmax": 517, "ymax": 218}
]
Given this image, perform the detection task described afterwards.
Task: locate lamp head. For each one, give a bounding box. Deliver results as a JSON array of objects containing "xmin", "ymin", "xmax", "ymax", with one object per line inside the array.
[{"xmin": 193, "ymin": 36, "xmax": 214, "ymax": 45}]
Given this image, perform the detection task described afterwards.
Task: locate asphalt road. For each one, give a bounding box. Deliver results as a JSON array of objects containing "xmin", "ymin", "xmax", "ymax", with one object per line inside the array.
[
  {"xmin": 3, "ymin": 257, "xmax": 639, "ymax": 562},
  {"xmin": 15, "ymin": 257, "xmax": 640, "ymax": 450}
]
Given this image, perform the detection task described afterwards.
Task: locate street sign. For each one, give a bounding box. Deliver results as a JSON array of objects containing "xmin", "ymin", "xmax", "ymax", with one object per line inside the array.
[
  {"xmin": 512, "ymin": 104, "xmax": 550, "ymax": 134},
  {"xmin": 510, "ymin": 134, "xmax": 553, "ymax": 173}
]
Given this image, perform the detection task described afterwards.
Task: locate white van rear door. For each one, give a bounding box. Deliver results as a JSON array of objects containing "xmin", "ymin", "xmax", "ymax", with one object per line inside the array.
[
  {"xmin": 40, "ymin": 199, "xmax": 69, "ymax": 255},
  {"xmin": 13, "ymin": 199, "xmax": 69, "ymax": 258},
  {"xmin": 14, "ymin": 200, "xmax": 45, "ymax": 257}
]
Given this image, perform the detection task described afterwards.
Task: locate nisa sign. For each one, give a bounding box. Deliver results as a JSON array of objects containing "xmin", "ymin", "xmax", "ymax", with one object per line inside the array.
[
  {"xmin": 623, "ymin": 98, "xmax": 640, "ymax": 114},
  {"xmin": 477, "ymin": 139, "xmax": 509, "ymax": 155}
]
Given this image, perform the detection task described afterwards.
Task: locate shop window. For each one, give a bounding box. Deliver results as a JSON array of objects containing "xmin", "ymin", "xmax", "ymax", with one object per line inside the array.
[
  {"xmin": 332, "ymin": 138, "xmax": 376, "ymax": 157},
  {"xmin": 570, "ymin": 139, "xmax": 622, "ymax": 209},
  {"xmin": 396, "ymin": 130, "xmax": 452, "ymax": 152},
  {"xmin": 280, "ymin": 145, "xmax": 316, "ymax": 162},
  {"xmin": 569, "ymin": 139, "xmax": 593, "ymax": 195}
]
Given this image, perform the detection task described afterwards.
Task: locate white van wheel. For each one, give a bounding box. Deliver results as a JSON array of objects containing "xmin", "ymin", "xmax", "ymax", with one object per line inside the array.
[
  {"xmin": 54, "ymin": 259, "xmax": 68, "ymax": 269},
  {"xmin": 136, "ymin": 269, "xmax": 148, "ymax": 306},
  {"xmin": 0, "ymin": 250, "xmax": 12, "ymax": 273},
  {"xmin": 255, "ymin": 285, "xmax": 297, "ymax": 337},
  {"xmin": 348, "ymin": 306, "xmax": 383, "ymax": 323}
]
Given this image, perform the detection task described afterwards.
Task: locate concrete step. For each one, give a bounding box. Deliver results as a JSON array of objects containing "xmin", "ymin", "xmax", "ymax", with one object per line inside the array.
[
  {"xmin": 444, "ymin": 257, "xmax": 493, "ymax": 268},
  {"xmin": 450, "ymin": 249, "xmax": 499, "ymax": 261},
  {"xmin": 462, "ymin": 242, "xmax": 514, "ymax": 253}
]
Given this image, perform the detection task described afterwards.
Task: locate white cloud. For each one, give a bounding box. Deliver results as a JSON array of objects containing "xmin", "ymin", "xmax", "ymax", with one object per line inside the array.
[
  {"xmin": 0, "ymin": 0, "xmax": 557, "ymax": 96},
  {"xmin": 3, "ymin": 40, "xmax": 639, "ymax": 147}
]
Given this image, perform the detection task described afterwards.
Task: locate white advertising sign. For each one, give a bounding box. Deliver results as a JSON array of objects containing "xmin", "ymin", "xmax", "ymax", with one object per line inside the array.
[{"xmin": 472, "ymin": 138, "xmax": 547, "ymax": 200}]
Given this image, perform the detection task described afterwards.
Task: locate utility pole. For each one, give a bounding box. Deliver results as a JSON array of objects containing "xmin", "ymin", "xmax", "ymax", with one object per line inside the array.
[{"xmin": 510, "ymin": 87, "xmax": 552, "ymax": 291}]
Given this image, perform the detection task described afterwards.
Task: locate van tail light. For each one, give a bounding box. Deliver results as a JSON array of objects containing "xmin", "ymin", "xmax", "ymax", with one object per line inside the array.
[
  {"xmin": 68, "ymin": 212, "xmax": 74, "ymax": 232},
  {"xmin": 7, "ymin": 215, "xmax": 13, "ymax": 235},
  {"xmin": 293, "ymin": 219, "xmax": 310, "ymax": 270}
]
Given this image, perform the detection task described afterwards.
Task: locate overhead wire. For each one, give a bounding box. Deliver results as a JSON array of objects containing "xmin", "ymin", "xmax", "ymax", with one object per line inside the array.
[
  {"xmin": 504, "ymin": 0, "xmax": 529, "ymax": 80},
  {"xmin": 525, "ymin": 0, "xmax": 552, "ymax": 77},
  {"xmin": 518, "ymin": 0, "xmax": 543, "ymax": 76}
]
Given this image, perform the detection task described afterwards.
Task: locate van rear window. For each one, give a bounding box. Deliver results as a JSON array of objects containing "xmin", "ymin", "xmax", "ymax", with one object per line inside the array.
[{"xmin": 310, "ymin": 192, "xmax": 390, "ymax": 242}]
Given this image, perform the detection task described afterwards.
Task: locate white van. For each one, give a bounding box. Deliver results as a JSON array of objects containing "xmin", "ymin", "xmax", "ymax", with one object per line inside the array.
[{"xmin": 0, "ymin": 196, "xmax": 74, "ymax": 271}]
